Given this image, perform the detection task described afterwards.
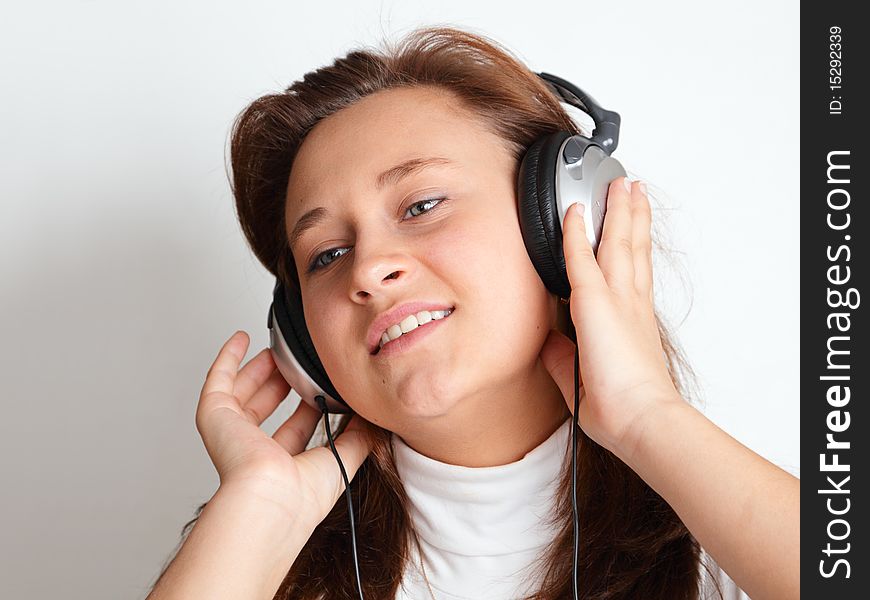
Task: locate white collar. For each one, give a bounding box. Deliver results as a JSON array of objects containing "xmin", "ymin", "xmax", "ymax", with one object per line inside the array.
[{"xmin": 391, "ymin": 417, "xmax": 572, "ymax": 557}]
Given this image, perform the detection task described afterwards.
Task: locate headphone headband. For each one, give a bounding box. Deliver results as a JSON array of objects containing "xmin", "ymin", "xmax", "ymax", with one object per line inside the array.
[{"xmin": 536, "ymin": 72, "xmax": 622, "ymax": 154}]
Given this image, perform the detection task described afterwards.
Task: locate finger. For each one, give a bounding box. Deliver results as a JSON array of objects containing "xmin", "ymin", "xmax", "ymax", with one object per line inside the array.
[
  {"xmin": 241, "ymin": 367, "xmax": 292, "ymax": 425},
  {"xmin": 343, "ymin": 413, "xmax": 374, "ymax": 445},
  {"xmin": 631, "ymin": 181, "xmax": 654, "ymax": 303},
  {"xmin": 563, "ymin": 200, "xmax": 608, "ymax": 295},
  {"xmin": 272, "ymin": 397, "xmax": 326, "ymax": 455},
  {"xmin": 324, "ymin": 414, "xmax": 376, "ymax": 490},
  {"xmin": 596, "ymin": 177, "xmax": 636, "ymax": 292},
  {"xmin": 201, "ymin": 331, "xmax": 249, "ymax": 399},
  {"xmin": 234, "ymin": 348, "xmax": 279, "ymax": 404},
  {"xmin": 539, "ymin": 328, "xmax": 580, "ymax": 414},
  {"xmin": 293, "ymin": 413, "xmax": 376, "ymax": 512}
]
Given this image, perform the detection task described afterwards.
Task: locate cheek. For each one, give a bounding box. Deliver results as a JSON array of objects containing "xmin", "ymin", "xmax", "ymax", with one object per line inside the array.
[
  {"xmin": 459, "ymin": 207, "xmax": 544, "ymax": 293},
  {"xmin": 303, "ymin": 301, "xmax": 353, "ymax": 365},
  {"xmin": 431, "ymin": 204, "xmax": 553, "ymax": 336}
]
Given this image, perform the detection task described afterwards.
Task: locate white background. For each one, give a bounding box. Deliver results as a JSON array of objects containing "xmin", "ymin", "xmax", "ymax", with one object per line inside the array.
[{"xmin": 0, "ymin": 1, "xmax": 799, "ymax": 597}]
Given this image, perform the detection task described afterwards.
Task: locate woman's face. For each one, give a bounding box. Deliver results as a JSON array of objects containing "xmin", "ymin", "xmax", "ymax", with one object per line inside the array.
[{"xmin": 284, "ymin": 85, "xmax": 559, "ymax": 432}]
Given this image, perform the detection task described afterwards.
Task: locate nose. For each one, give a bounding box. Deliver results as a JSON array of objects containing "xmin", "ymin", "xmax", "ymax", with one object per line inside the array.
[{"xmin": 347, "ymin": 239, "xmax": 417, "ymax": 303}]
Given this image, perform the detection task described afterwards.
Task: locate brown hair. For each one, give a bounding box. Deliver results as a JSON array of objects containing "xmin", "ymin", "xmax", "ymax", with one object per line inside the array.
[{"xmin": 162, "ymin": 25, "xmax": 725, "ymax": 600}]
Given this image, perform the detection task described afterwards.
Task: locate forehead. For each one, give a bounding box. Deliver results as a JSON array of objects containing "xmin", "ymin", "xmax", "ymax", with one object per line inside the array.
[{"xmin": 285, "ymin": 86, "xmax": 499, "ymax": 211}]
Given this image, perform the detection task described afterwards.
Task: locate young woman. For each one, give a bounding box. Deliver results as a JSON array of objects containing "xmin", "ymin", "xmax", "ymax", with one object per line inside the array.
[{"xmin": 147, "ymin": 26, "xmax": 799, "ymax": 600}]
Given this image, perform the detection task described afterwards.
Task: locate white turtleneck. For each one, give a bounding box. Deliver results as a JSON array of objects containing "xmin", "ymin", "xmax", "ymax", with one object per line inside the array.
[{"xmin": 391, "ymin": 416, "xmax": 749, "ymax": 600}]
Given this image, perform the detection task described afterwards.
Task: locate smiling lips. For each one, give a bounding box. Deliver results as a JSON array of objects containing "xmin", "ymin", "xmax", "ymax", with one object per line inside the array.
[
  {"xmin": 370, "ymin": 308, "xmax": 455, "ymax": 357},
  {"xmin": 376, "ymin": 308, "xmax": 454, "ymax": 352},
  {"xmin": 366, "ymin": 301, "xmax": 455, "ymax": 354}
]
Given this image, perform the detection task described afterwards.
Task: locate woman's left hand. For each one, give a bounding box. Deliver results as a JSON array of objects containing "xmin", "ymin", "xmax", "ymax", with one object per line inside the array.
[{"xmin": 540, "ymin": 177, "xmax": 683, "ymax": 461}]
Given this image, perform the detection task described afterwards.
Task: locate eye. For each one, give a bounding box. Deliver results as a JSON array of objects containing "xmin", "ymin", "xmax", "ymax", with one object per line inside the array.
[
  {"xmin": 307, "ymin": 247, "xmax": 350, "ymax": 273},
  {"xmin": 404, "ymin": 196, "xmax": 445, "ymax": 218},
  {"xmin": 305, "ymin": 196, "xmax": 447, "ymax": 274}
]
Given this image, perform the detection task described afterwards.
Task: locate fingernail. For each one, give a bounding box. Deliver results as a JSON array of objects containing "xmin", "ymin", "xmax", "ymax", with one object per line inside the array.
[
  {"xmin": 622, "ymin": 177, "xmax": 632, "ymax": 193},
  {"xmin": 639, "ymin": 181, "xmax": 648, "ymax": 195},
  {"xmin": 573, "ymin": 202, "xmax": 586, "ymax": 218}
]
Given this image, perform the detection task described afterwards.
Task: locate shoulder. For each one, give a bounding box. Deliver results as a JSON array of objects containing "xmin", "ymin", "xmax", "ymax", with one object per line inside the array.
[{"xmin": 698, "ymin": 549, "xmax": 752, "ymax": 600}]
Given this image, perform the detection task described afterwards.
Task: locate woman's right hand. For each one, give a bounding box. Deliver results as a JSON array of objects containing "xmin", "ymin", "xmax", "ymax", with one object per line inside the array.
[{"xmin": 195, "ymin": 330, "xmax": 374, "ymax": 528}]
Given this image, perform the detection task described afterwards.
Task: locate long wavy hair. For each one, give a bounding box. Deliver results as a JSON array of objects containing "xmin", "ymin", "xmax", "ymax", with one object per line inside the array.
[{"xmin": 159, "ymin": 25, "xmax": 725, "ymax": 600}]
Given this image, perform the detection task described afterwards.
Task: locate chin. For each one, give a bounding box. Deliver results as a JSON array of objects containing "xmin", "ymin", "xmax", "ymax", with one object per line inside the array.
[
  {"xmin": 395, "ymin": 397, "xmax": 457, "ymax": 419},
  {"xmin": 392, "ymin": 375, "xmax": 464, "ymax": 419}
]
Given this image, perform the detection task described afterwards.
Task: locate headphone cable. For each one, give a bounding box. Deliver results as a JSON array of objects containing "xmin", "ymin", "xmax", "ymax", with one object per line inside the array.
[
  {"xmin": 316, "ymin": 395, "xmax": 365, "ymax": 600},
  {"xmin": 572, "ymin": 343, "xmax": 581, "ymax": 600}
]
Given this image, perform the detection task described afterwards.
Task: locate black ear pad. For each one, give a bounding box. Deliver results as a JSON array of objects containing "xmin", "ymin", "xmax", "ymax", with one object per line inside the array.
[
  {"xmin": 273, "ymin": 280, "xmax": 347, "ymax": 407},
  {"xmin": 517, "ymin": 130, "xmax": 573, "ymax": 300}
]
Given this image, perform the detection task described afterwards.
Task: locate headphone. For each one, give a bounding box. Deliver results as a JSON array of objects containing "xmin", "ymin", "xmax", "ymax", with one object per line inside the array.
[{"xmin": 268, "ymin": 72, "xmax": 625, "ymax": 414}]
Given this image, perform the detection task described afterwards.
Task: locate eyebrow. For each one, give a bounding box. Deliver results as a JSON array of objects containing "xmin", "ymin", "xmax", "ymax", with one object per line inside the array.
[{"xmin": 288, "ymin": 156, "xmax": 454, "ymax": 251}]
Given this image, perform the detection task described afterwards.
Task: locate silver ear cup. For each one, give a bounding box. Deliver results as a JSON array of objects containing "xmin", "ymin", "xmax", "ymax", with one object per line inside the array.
[
  {"xmin": 268, "ymin": 305, "xmax": 351, "ymax": 414},
  {"xmin": 555, "ymin": 137, "xmax": 627, "ymax": 256}
]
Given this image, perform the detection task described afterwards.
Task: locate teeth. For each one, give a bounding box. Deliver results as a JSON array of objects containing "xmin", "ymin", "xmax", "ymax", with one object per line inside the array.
[{"xmin": 378, "ymin": 308, "xmax": 453, "ymax": 350}]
